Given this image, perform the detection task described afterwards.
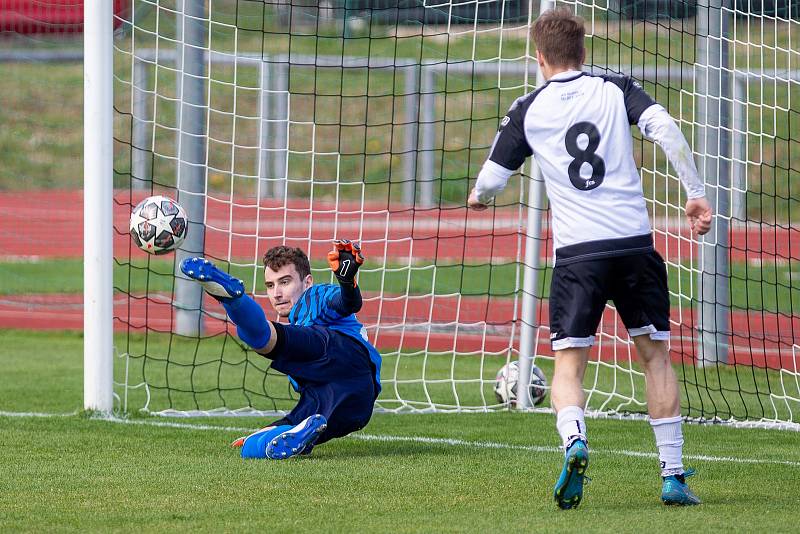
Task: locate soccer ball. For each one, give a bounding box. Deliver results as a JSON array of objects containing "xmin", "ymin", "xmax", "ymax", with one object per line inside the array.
[
  {"xmin": 129, "ymin": 195, "xmax": 188, "ymax": 255},
  {"xmin": 494, "ymin": 360, "xmax": 548, "ymax": 407}
]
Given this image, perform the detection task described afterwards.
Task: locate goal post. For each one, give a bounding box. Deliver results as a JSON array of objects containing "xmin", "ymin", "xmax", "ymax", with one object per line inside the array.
[
  {"xmin": 83, "ymin": 0, "xmax": 114, "ymax": 413},
  {"xmin": 516, "ymin": 0, "xmax": 554, "ymax": 411}
]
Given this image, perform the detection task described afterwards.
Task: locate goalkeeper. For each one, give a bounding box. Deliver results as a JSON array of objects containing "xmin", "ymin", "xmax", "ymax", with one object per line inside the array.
[
  {"xmin": 180, "ymin": 240, "xmax": 381, "ymax": 459},
  {"xmin": 468, "ymin": 8, "xmax": 712, "ymax": 508}
]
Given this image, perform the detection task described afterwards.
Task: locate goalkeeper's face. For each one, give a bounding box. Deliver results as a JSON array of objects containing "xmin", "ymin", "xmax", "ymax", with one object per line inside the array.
[{"xmin": 264, "ymin": 263, "xmax": 313, "ymax": 317}]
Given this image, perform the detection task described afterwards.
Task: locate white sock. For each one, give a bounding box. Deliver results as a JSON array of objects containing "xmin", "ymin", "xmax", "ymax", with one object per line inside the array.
[
  {"xmin": 556, "ymin": 405, "xmax": 587, "ymax": 451},
  {"xmin": 650, "ymin": 415, "xmax": 684, "ymax": 477}
]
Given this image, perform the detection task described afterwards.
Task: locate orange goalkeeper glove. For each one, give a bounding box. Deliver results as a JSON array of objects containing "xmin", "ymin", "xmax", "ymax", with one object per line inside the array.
[{"xmin": 327, "ymin": 239, "xmax": 364, "ymax": 287}]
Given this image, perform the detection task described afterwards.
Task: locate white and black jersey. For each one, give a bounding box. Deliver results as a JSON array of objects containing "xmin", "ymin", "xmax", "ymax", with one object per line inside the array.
[{"xmin": 475, "ymin": 70, "xmax": 705, "ymax": 265}]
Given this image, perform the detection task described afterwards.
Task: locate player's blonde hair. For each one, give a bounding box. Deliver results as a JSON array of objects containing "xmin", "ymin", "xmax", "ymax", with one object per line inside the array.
[
  {"xmin": 263, "ymin": 246, "xmax": 311, "ymax": 280},
  {"xmin": 531, "ymin": 7, "xmax": 586, "ymax": 69}
]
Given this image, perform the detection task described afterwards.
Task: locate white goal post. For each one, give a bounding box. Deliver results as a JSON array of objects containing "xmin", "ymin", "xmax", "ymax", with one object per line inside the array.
[{"xmin": 84, "ymin": 0, "xmax": 114, "ymax": 412}]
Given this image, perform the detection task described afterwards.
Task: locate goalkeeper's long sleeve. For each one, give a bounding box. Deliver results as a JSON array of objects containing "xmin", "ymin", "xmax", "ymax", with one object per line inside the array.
[
  {"xmin": 637, "ymin": 104, "xmax": 706, "ymax": 199},
  {"xmin": 329, "ymin": 282, "xmax": 362, "ymax": 316}
]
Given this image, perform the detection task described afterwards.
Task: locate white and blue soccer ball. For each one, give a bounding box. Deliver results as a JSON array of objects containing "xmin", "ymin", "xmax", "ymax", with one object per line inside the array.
[
  {"xmin": 129, "ymin": 195, "xmax": 188, "ymax": 255},
  {"xmin": 494, "ymin": 360, "xmax": 548, "ymax": 407}
]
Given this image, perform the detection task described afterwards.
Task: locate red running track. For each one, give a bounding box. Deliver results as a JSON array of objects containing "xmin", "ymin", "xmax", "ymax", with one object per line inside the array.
[
  {"xmin": 2, "ymin": 190, "xmax": 798, "ymax": 262},
  {"xmin": 1, "ymin": 291, "xmax": 797, "ymax": 369},
  {"xmin": 1, "ymin": 190, "xmax": 798, "ymax": 369}
]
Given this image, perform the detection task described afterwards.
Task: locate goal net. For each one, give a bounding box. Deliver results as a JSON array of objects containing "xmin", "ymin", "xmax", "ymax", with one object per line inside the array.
[{"xmin": 107, "ymin": 0, "xmax": 800, "ymax": 427}]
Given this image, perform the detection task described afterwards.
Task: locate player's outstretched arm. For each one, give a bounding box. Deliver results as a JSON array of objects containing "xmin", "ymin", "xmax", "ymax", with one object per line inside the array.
[
  {"xmin": 469, "ymin": 95, "xmax": 531, "ymax": 211},
  {"xmin": 470, "ymin": 153, "xmax": 520, "ymax": 211},
  {"xmin": 327, "ymin": 239, "xmax": 364, "ymax": 314},
  {"xmin": 636, "ymin": 104, "xmax": 714, "ymax": 235},
  {"xmin": 180, "ymin": 257, "xmax": 277, "ymax": 355}
]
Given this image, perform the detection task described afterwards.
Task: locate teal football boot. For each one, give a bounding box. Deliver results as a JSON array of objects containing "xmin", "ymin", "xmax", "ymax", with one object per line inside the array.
[
  {"xmin": 662, "ymin": 468, "xmax": 701, "ymax": 506},
  {"xmin": 554, "ymin": 439, "xmax": 589, "ymax": 509}
]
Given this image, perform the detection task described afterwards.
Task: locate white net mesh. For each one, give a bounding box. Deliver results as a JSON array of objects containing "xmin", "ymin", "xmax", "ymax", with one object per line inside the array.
[{"xmin": 111, "ymin": 1, "xmax": 800, "ymax": 427}]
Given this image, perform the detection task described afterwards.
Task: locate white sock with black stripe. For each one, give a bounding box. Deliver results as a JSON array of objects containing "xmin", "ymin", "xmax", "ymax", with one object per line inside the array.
[
  {"xmin": 556, "ymin": 405, "xmax": 587, "ymax": 452},
  {"xmin": 650, "ymin": 415, "xmax": 684, "ymax": 478}
]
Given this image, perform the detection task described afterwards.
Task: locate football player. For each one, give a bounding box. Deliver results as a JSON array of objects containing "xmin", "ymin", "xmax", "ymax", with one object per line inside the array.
[
  {"xmin": 469, "ymin": 7, "xmax": 712, "ymax": 508},
  {"xmin": 180, "ymin": 240, "xmax": 381, "ymax": 459}
]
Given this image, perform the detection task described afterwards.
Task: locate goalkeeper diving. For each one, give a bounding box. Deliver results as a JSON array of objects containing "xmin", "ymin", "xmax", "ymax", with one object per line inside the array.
[{"xmin": 180, "ymin": 240, "xmax": 381, "ymax": 459}]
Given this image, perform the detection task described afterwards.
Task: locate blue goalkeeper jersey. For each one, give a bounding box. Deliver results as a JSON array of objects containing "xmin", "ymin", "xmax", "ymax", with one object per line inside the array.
[{"xmin": 288, "ymin": 283, "xmax": 382, "ymax": 389}]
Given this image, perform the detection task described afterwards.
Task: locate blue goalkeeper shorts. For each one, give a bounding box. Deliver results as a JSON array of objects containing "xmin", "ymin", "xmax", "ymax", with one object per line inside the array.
[{"xmin": 266, "ymin": 324, "xmax": 379, "ymax": 446}]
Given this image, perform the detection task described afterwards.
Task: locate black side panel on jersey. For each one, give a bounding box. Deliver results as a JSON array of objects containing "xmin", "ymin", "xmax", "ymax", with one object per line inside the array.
[
  {"xmin": 600, "ymin": 73, "xmax": 656, "ymax": 124},
  {"xmin": 487, "ymin": 90, "xmax": 539, "ymax": 170}
]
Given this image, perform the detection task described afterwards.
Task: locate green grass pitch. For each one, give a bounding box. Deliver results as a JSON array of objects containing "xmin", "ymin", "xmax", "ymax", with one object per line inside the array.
[{"xmin": 1, "ymin": 329, "xmax": 799, "ymax": 532}]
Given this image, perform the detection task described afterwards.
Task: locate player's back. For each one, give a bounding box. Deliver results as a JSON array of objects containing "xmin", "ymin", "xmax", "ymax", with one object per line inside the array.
[{"xmin": 521, "ymin": 71, "xmax": 654, "ymax": 251}]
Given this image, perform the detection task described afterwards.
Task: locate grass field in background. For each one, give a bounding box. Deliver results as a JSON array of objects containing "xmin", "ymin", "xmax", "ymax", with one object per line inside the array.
[
  {"xmin": 1, "ymin": 13, "xmax": 797, "ymax": 219},
  {"xmin": 2, "ymin": 257, "xmax": 797, "ymax": 313},
  {"xmin": 2, "ymin": 328, "xmax": 800, "ymax": 532}
]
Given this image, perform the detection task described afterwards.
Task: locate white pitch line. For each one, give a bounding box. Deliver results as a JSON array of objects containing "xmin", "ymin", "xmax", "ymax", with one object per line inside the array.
[
  {"xmin": 349, "ymin": 433, "xmax": 800, "ymax": 468},
  {"xmin": 2, "ymin": 411, "xmax": 799, "ymax": 468},
  {"xmin": 0, "ymin": 410, "xmax": 79, "ymax": 418},
  {"xmin": 93, "ymin": 415, "xmax": 253, "ymax": 434}
]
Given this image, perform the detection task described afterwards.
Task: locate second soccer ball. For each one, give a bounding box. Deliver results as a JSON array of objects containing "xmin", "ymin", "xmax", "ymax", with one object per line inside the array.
[{"xmin": 494, "ymin": 360, "xmax": 548, "ymax": 407}]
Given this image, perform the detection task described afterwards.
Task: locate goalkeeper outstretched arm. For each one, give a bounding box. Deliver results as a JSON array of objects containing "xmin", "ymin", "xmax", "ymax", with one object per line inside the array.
[{"xmin": 327, "ymin": 239, "xmax": 365, "ymax": 315}]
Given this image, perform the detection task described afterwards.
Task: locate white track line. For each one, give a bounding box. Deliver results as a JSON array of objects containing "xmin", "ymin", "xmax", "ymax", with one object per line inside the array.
[{"xmin": 2, "ymin": 411, "xmax": 799, "ymax": 468}]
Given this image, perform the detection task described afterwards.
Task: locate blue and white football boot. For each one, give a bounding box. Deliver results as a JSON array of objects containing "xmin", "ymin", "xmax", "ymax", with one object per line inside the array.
[
  {"xmin": 180, "ymin": 257, "xmax": 244, "ymax": 300},
  {"xmin": 240, "ymin": 415, "xmax": 327, "ymax": 459},
  {"xmin": 661, "ymin": 468, "xmax": 701, "ymax": 506},
  {"xmin": 554, "ymin": 439, "xmax": 589, "ymax": 509},
  {"xmin": 240, "ymin": 425, "xmax": 291, "ymax": 459},
  {"xmin": 265, "ymin": 414, "xmax": 328, "ymax": 460}
]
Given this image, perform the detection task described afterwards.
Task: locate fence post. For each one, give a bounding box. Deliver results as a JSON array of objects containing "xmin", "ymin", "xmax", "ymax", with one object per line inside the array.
[
  {"xmin": 174, "ymin": 0, "xmax": 208, "ymax": 337},
  {"xmin": 403, "ymin": 64, "xmax": 420, "ymax": 205},
  {"xmin": 131, "ymin": 57, "xmax": 151, "ymax": 190},
  {"xmin": 257, "ymin": 58, "xmax": 272, "ymax": 199},
  {"xmin": 419, "ymin": 66, "xmax": 435, "ymax": 208},
  {"xmin": 696, "ymin": 0, "xmax": 732, "ymax": 365},
  {"xmin": 272, "ymin": 61, "xmax": 289, "ymax": 201}
]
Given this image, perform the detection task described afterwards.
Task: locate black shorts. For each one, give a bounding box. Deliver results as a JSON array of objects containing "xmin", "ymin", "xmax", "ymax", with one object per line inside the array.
[
  {"xmin": 267, "ymin": 325, "xmax": 378, "ymax": 445},
  {"xmin": 549, "ymin": 251, "xmax": 670, "ymax": 350}
]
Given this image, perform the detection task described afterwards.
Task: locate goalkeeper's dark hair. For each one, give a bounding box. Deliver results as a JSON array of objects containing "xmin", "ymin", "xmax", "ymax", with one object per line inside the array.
[
  {"xmin": 531, "ymin": 7, "xmax": 585, "ymax": 69},
  {"xmin": 263, "ymin": 246, "xmax": 311, "ymax": 280}
]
